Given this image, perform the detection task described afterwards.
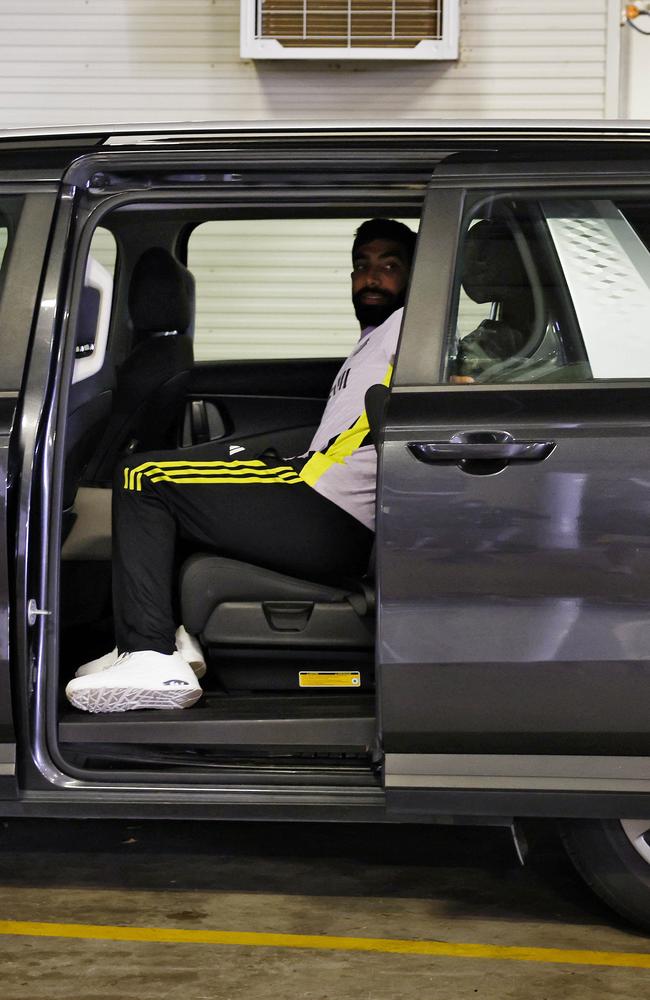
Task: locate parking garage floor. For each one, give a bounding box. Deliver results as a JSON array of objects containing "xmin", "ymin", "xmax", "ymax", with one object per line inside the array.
[{"xmin": 0, "ymin": 818, "xmax": 648, "ymax": 999}]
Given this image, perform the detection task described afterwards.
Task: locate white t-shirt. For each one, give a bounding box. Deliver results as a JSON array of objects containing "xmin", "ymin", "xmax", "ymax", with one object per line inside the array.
[{"xmin": 298, "ymin": 307, "xmax": 403, "ymax": 530}]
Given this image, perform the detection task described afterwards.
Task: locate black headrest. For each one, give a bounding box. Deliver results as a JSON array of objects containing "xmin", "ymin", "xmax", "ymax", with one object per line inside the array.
[
  {"xmin": 128, "ymin": 247, "xmax": 193, "ymax": 336},
  {"xmin": 461, "ymin": 220, "xmax": 529, "ymax": 304}
]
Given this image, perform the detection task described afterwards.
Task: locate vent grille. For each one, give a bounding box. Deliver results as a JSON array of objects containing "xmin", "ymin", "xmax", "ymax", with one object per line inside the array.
[{"xmin": 257, "ymin": 0, "xmax": 442, "ymax": 48}]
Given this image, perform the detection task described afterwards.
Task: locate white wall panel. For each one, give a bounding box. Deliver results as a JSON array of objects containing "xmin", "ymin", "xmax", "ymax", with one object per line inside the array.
[{"xmin": 0, "ymin": 0, "xmax": 615, "ymax": 126}]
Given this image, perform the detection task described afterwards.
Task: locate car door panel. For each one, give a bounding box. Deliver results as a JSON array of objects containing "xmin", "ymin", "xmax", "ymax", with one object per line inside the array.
[
  {"xmin": 378, "ymin": 165, "xmax": 650, "ymax": 770},
  {"xmin": 186, "ymin": 358, "xmax": 341, "ymax": 455},
  {"xmin": 380, "ymin": 386, "xmax": 650, "ymax": 755}
]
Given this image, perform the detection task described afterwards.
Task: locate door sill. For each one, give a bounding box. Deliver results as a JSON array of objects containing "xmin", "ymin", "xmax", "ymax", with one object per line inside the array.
[{"xmin": 58, "ymin": 692, "xmax": 376, "ymax": 751}]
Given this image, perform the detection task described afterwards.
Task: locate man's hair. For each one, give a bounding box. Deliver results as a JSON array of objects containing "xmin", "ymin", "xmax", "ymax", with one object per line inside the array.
[{"xmin": 352, "ymin": 218, "xmax": 417, "ymax": 264}]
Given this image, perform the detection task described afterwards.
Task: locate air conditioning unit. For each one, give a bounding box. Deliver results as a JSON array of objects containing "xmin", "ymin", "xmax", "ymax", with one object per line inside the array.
[{"xmin": 241, "ymin": 0, "xmax": 459, "ymax": 60}]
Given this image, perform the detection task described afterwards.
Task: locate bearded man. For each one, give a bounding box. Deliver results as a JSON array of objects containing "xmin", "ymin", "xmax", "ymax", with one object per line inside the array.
[{"xmin": 66, "ymin": 218, "xmax": 416, "ymax": 713}]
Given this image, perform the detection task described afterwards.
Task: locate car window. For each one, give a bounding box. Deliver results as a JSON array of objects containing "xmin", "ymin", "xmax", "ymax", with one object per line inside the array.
[
  {"xmin": 187, "ymin": 217, "xmax": 417, "ymax": 361},
  {"xmin": 87, "ymin": 226, "xmax": 117, "ymax": 278},
  {"xmin": 0, "ymin": 198, "xmax": 27, "ymax": 313},
  {"xmin": 72, "ymin": 227, "xmax": 117, "ymax": 384},
  {"xmin": 0, "ymin": 203, "xmax": 20, "ymax": 299},
  {"xmin": 446, "ymin": 196, "xmax": 650, "ymax": 384}
]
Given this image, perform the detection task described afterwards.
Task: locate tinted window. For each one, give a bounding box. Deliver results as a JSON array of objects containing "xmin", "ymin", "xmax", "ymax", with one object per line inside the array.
[
  {"xmin": 72, "ymin": 227, "xmax": 117, "ymax": 383},
  {"xmin": 447, "ymin": 196, "xmax": 650, "ymax": 384}
]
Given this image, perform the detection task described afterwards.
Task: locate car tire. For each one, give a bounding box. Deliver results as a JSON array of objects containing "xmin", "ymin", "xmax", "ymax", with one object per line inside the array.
[{"xmin": 560, "ymin": 819, "xmax": 650, "ymax": 930}]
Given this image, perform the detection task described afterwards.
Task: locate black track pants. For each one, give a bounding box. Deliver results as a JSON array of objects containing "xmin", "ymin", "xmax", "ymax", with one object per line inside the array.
[{"xmin": 112, "ymin": 450, "xmax": 373, "ymax": 654}]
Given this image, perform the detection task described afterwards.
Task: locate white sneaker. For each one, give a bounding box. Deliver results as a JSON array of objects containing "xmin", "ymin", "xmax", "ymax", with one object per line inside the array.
[
  {"xmin": 65, "ymin": 650, "xmax": 203, "ymax": 714},
  {"xmin": 75, "ymin": 627, "xmax": 207, "ymax": 679},
  {"xmin": 175, "ymin": 626, "xmax": 207, "ymax": 679}
]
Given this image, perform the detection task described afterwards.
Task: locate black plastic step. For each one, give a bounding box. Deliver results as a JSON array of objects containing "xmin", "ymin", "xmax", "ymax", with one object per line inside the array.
[{"xmin": 59, "ymin": 693, "xmax": 376, "ymax": 749}]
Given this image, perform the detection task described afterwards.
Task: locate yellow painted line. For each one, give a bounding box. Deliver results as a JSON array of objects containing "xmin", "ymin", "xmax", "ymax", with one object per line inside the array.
[{"xmin": 0, "ymin": 919, "xmax": 649, "ymax": 969}]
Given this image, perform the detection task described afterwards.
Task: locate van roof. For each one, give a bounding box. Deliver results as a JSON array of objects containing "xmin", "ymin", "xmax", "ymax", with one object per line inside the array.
[{"xmin": 1, "ymin": 119, "xmax": 650, "ymax": 147}]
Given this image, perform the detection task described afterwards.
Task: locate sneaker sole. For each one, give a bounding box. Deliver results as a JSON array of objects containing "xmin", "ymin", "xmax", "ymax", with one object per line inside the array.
[{"xmin": 67, "ymin": 685, "xmax": 203, "ymax": 714}]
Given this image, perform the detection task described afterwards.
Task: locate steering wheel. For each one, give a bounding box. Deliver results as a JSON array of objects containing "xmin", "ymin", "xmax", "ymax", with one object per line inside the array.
[
  {"xmin": 473, "ymin": 359, "xmax": 592, "ymax": 385},
  {"xmin": 471, "ymin": 355, "xmax": 531, "ymax": 384}
]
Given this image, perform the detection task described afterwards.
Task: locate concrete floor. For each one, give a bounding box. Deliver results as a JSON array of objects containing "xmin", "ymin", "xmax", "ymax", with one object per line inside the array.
[{"xmin": 0, "ymin": 818, "xmax": 648, "ymax": 999}]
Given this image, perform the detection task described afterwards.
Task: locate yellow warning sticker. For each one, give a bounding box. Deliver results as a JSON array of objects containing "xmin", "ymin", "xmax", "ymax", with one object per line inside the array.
[{"xmin": 299, "ymin": 671, "xmax": 361, "ymax": 688}]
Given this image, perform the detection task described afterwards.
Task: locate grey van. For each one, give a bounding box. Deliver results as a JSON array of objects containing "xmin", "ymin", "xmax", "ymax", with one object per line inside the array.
[{"xmin": 2, "ymin": 121, "xmax": 650, "ymax": 929}]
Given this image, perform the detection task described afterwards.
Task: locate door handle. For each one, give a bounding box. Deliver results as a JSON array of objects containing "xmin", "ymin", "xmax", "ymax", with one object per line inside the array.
[{"xmin": 408, "ymin": 431, "xmax": 556, "ymax": 465}]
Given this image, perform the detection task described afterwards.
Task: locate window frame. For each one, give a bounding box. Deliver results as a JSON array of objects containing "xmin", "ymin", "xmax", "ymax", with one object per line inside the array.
[
  {"xmin": 395, "ymin": 170, "xmax": 650, "ymax": 391},
  {"xmin": 448, "ymin": 194, "xmax": 587, "ymax": 384},
  {"xmin": 57, "ymin": 169, "xmax": 427, "ymax": 393},
  {"xmin": 185, "ymin": 213, "xmax": 420, "ymax": 364},
  {"xmin": 0, "ymin": 188, "xmax": 59, "ymax": 392}
]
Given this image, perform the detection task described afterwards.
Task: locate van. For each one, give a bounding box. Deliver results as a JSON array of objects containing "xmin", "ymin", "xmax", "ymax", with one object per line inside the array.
[{"xmin": 3, "ymin": 121, "xmax": 650, "ymax": 929}]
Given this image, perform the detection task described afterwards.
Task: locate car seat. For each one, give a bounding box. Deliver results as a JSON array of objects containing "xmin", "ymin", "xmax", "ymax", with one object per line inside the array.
[
  {"xmin": 457, "ymin": 218, "xmax": 536, "ymax": 379},
  {"xmin": 178, "ymin": 386, "xmax": 388, "ymax": 693},
  {"xmin": 84, "ymin": 247, "xmax": 195, "ymax": 483},
  {"xmin": 458, "ymin": 216, "xmax": 593, "ymax": 383}
]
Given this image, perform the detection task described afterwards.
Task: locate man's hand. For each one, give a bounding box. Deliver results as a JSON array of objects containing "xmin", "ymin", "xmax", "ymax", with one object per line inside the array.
[{"xmin": 449, "ymin": 375, "xmax": 475, "ymax": 384}]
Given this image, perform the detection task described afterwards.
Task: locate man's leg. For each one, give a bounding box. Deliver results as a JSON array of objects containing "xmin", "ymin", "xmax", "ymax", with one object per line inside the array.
[
  {"xmin": 112, "ymin": 454, "xmax": 180, "ymax": 655},
  {"xmin": 67, "ymin": 452, "xmax": 372, "ymax": 712},
  {"xmin": 114, "ymin": 451, "xmax": 373, "ymax": 645}
]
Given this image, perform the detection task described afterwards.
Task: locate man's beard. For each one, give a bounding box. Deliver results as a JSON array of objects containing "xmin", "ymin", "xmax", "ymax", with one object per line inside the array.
[{"xmin": 352, "ymin": 288, "xmax": 405, "ymax": 328}]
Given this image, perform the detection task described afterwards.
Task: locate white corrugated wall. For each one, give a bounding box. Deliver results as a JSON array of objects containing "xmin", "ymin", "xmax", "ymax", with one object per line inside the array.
[
  {"xmin": 0, "ymin": 0, "xmax": 618, "ymax": 126},
  {"xmin": 187, "ymin": 218, "xmax": 416, "ymax": 360}
]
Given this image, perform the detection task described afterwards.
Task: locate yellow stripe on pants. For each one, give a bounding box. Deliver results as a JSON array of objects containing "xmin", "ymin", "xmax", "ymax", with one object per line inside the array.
[{"xmin": 123, "ymin": 460, "xmax": 302, "ymax": 491}]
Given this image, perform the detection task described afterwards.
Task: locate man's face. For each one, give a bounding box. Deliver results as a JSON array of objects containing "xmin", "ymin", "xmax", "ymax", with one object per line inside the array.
[{"xmin": 351, "ymin": 238, "xmax": 411, "ymax": 328}]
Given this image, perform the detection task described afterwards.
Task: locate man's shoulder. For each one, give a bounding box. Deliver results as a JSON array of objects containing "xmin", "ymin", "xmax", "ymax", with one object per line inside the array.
[
  {"xmin": 360, "ymin": 307, "xmax": 404, "ymax": 345},
  {"xmin": 346, "ymin": 307, "xmax": 404, "ymax": 363}
]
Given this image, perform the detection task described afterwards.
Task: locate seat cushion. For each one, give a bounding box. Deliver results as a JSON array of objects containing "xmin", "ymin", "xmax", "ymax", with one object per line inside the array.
[{"xmin": 180, "ymin": 554, "xmax": 350, "ymax": 635}]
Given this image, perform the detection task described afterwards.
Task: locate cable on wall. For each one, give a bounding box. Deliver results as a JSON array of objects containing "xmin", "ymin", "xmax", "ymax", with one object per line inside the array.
[{"xmin": 624, "ymin": 3, "xmax": 650, "ymax": 35}]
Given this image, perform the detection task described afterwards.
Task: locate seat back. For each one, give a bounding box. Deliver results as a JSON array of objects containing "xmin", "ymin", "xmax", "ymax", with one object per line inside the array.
[
  {"xmin": 461, "ymin": 218, "xmax": 534, "ymax": 332},
  {"xmin": 457, "ymin": 219, "xmax": 537, "ymax": 377},
  {"xmin": 85, "ymin": 247, "xmax": 195, "ymax": 482},
  {"xmin": 364, "ymin": 382, "xmax": 389, "ymax": 452}
]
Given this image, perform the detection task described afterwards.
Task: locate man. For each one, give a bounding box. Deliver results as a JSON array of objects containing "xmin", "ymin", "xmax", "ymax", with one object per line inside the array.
[{"xmin": 66, "ymin": 217, "xmax": 416, "ymax": 714}]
